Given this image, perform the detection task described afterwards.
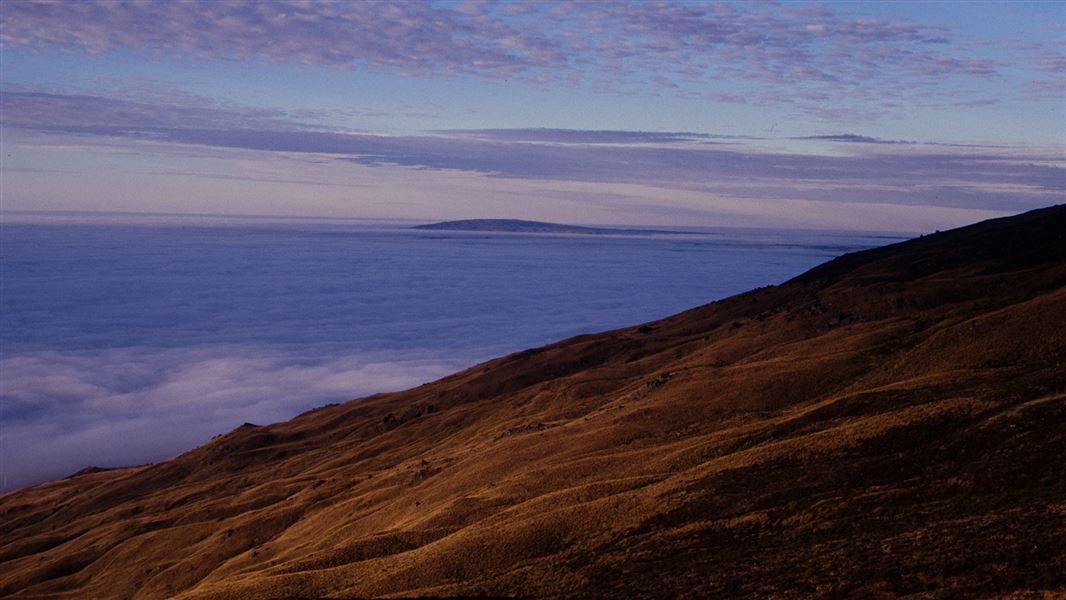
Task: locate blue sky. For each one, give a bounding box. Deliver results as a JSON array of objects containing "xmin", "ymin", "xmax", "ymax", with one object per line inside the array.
[{"xmin": 1, "ymin": 0, "xmax": 1063, "ymax": 230}]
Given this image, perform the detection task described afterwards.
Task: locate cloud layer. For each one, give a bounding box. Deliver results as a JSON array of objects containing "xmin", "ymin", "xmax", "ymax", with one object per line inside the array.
[
  {"xmin": 2, "ymin": 0, "xmax": 1060, "ymax": 117},
  {"xmin": 0, "ymin": 346, "xmax": 468, "ymax": 491},
  {"xmin": 3, "ymin": 90, "xmax": 1062, "ymax": 216},
  {"xmin": 1, "ymin": 214, "xmax": 904, "ymax": 491}
]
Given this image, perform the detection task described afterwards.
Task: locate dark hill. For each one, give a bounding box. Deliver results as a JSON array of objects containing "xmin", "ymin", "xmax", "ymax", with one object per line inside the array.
[{"xmin": 2, "ymin": 205, "xmax": 1064, "ymax": 599}]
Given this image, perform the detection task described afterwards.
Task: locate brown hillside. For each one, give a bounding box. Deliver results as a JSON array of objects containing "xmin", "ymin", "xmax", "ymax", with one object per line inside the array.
[{"xmin": 2, "ymin": 205, "xmax": 1065, "ymax": 599}]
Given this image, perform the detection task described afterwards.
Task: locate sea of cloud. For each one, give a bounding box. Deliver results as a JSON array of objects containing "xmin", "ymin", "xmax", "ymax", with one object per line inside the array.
[
  {"xmin": 0, "ymin": 216, "xmax": 904, "ymax": 492},
  {"xmin": 0, "ymin": 344, "xmax": 471, "ymax": 491}
]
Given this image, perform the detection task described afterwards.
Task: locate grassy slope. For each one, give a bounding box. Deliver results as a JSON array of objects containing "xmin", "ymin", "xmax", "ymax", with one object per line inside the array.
[{"xmin": 1, "ymin": 205, "xmax": 1064, "ymax": 599}]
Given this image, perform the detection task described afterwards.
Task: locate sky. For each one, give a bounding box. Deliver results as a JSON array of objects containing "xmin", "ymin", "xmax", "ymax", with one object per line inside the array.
[{"xmin": 1, "ymin": 0, "xmax": 1064, "ymax": 230}]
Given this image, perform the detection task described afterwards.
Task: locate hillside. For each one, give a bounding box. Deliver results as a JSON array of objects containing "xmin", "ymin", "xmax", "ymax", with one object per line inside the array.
[{"xmin": 2, "ymin": 205, "xmax": 1065, "ymax": 599}]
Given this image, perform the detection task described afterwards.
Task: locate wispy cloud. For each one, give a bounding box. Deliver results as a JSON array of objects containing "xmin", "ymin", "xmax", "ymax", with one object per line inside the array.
[
  {"xmin": 435, "ymin": 129, "xmax": 751, "ymax": 144},
  {"xmin": 790, "ymin": 133, "xmax": 1004, "ymax": 148},
  {"xmin": 792, "ymin": 134, "xmax": 915, "ymax": 145},
  {"xmin": 0, "ymin": 90, "xmax": 307, "ymax": 132},
  {"xmin": 2, "ymin": 90, "xmax": 1062, "ymax": 214}
]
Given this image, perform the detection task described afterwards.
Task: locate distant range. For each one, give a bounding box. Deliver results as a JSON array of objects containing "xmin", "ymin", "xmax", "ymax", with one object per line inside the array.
[{"xmin": 412, "ymin": 218, "xmax": 702, "ymax": 235}]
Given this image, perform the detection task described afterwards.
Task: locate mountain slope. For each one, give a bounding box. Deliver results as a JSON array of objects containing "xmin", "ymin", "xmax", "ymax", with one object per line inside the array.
[{"xmin": 2, "ymin": 205, "xmax": 1065, "ymax": 599}]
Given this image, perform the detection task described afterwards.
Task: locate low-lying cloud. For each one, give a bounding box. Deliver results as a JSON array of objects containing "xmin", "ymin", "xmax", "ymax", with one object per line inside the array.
[
  {"xmin": 0, "ymin": 214, "xmax": 910, "ymax": 492},
  {"xmin": 0, "ymin": 345, "xmax": 472, "ymax": 492}
]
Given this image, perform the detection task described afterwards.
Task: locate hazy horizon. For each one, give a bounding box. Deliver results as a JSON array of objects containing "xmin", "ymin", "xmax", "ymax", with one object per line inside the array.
[{"xmin": 0, "ymin": 208, "xmax": 927, "ymax": 234}]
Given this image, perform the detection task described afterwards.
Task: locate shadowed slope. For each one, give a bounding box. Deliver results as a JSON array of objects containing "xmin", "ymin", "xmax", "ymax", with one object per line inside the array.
[{"xmin": 2, "ymin": 206, "xmax": 1065, "ymax": 599}]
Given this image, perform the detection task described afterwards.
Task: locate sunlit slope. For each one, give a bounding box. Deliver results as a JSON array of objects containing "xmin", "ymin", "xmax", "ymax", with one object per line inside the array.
[{"xmin": 2, "ymin": 205, "xmax": 1064, "ymax": 599}]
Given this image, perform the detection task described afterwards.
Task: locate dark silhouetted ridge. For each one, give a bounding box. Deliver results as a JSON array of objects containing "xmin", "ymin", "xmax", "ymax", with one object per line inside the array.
[{"xmin": 790, "ymin": 203, "xmax": 1066, "ymax": 286}]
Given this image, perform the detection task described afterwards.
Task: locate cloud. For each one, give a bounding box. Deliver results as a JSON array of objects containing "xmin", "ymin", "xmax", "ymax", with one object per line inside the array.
[
  {"xmin": 0, "ymin": 346, "xmax": 471, "ymax": 492},
  {"xmin": 0, "ymin": 0, "xmax": 1026, "ymax": 117},
  {"xmin": 0, "ymin": 0, "xmax": 556, "ymax": 77},
  {"xmin": 8, "ymin": 207, "xmax": 885, "ymax": 491},
  {"xmin": 795, "ymin": 133, "xmax": 1017, "ymax": 151},
  {"xmin": 792, "ymin": 134, "xmax": 915, "ymax": 144},
  {"xmin": 789, "ymin": 133, "xmax": 1001, "ymax": 148},
  {"xmin": 0, "ymin": 90, "xmax": 307, "ymax": 132},
  {"xmin": 3, "ymin": 90, "xmax": 1062, "ymax": 214},
  {"xmin": 435, "ymin": 129, "xmax": 752, "ymax": 144}
]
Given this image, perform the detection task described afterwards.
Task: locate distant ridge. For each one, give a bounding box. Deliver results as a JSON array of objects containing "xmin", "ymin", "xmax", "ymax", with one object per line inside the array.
[{"xmin": 412, "ymin": 218, "xmax": 697, "ymax": 236}]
